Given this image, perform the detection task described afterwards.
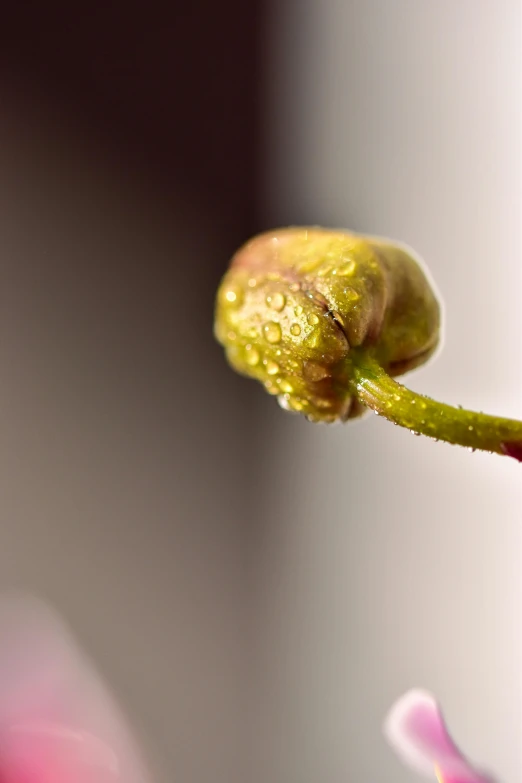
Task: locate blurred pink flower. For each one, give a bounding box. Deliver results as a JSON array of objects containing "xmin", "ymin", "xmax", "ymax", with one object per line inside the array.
[
  {"xmin": 384, "ymin": 689, "xmax": 497, "ymax": 783},
  {"xmin": 0, "ymin": 594, "xmax": 152, "ymax": 783}
]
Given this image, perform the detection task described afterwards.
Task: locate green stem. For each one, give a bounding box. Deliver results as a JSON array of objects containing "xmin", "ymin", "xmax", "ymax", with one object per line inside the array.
[{"xmin": 348, "ymin": 352, "xmax": 522, "ymax": 461}]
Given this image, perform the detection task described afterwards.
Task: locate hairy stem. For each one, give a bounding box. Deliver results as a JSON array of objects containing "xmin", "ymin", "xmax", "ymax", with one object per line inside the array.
[{"xmin": 348, "ymin": 352, "xmax": 522, "ymax": 461}]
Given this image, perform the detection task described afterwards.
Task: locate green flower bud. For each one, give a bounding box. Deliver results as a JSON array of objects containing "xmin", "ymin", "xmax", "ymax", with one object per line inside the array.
[{"xmin": 214, "ymin": 227, "xmax": 441, "ymax": 423}]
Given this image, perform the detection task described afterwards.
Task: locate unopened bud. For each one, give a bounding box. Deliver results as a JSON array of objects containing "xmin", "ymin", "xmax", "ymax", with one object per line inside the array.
[{"xmin": 214, "ymin": 227, "xmax": 441, "ymax": 423}]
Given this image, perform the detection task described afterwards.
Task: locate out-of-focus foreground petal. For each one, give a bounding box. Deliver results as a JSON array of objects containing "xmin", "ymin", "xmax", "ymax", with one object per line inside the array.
[
  {"xmin": 0, "ymin": 593, "xmax": 153, "ymax": 783},
  {"xmin": 383, "ymin": 689, "xmax": 496, "ymax": 783}
]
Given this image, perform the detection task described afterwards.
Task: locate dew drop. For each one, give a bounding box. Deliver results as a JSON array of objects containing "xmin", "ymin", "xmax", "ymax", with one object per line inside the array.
[
  {"xmin": 393, "ymin": 394, "xmax": 401, "ymax": 402},
  {"xmin": 289, "ymin": 283, "xmax": 301, "ymax": 293},
  {"xmin": 278, "ymin": 394, "xmax": 292, "ymax": 411},
  {"xmin": 336, "ymin": 259, "xmax": 357, "ymax": 276},
  {"xmin": 225, "ymin": 287, "xmax": 242, "ymax": 304},
  {"xmin": 308, "ymin": 313, "xmax": 320, "ymax": 326},
  {"xmin": 245, "ymin": 345, "xmax": 260, "ymax": 366},
  {"xmin": 307, "ymin": 331, "xmax": 321, "ymax": 348},
  {"xmin": 248, "ymin": 278, "xmax": 257, "ymax": 288},
  {"xmin": 266, "ymin": 360, "xmax": 280, "ymax": 376},
  {"xmin": 294, "ymin": 305, "xmax": 304, "ymax": 316},
  {"xmin": 278, "ymin": 379, "xmax": 294, "ymax": 394},
  {"xmin": 290, "ymin": 323, "xmax": 302, "ymax": 336},
  {"xmin": 468, "ymin": 425, "xmax": 474, "ymax": 431},
  {"xmin": 266, "ymin": 292, "xmax": 286, "ymax": 312},
  {"xmin": 263, "ymin": 321, "xmax": 282, "ymax": 344}
]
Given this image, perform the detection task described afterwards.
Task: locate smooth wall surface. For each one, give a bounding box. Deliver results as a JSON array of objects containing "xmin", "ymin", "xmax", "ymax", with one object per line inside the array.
[
  {"xmin": 0, "ymin": 94, "xmax": 252, "ymax": 783},
  {"xmin": 256, "ymin": 2, "xmax": 522, "ymax": 781},
  {"xmin": 0, "ymin": 5, "xmax": 264, "ymax": 781}
]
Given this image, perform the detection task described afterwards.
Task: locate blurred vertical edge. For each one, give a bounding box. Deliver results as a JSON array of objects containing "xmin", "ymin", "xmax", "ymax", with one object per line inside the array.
[{"xmin": 0, "ymin": 3, "xmax": 267, "ymax": 782}]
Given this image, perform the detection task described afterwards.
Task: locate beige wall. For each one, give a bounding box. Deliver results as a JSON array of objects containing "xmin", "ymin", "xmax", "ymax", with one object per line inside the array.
[
  {"xmin": 0, "ymin": 94, "xmax": 251, "ymax": 783},
  {"xmin": 256, "ymin": 1, "xmax": 522, "ymax": 781}
]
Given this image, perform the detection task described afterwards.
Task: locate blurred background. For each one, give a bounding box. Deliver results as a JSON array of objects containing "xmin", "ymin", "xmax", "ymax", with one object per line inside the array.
[{"xmin": 0, "ymin": 2, "xmax": 520, "ymax": 782}]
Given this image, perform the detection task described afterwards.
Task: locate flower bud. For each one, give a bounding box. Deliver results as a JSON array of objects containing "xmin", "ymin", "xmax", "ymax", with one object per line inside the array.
[{"xmin": 214, "ymin": 227, "xmax": 441, "ymax": 423}]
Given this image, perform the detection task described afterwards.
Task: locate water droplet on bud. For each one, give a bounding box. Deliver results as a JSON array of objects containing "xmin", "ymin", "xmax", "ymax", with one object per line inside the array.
[
  {"xmin": 225, "ymin": 287, "xmax": 242, "ymax": 304},
  {"xmin": 265, "ymin": 360, "xmax": 280, "ymax": 376},
  {"xmin": 263, "ymin": 322, "xmax": 282, "ymax": 344},
  {"xmin": 278, "ymin": 379, "xmax": 294, "ymax": 394},
  {"xmin": 266, "ymin": 292, "xmax": 286, "ymax": 312},
  {"xmin": 337, "ymin": 260, "xmax": 357, "ymax": 276},
  {"xmin": 245, "ymin": 345, "xmax": 260, "ymax": 366},
  {"xmin": 277, "ymin": 394, "xmax": 292, "ymax": 411}
]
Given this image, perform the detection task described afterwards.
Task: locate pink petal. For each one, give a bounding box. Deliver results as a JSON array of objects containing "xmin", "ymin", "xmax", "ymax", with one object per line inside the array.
[
  {"xmin": 2, "ymin": 723, "xmax": 118, "ymax": 783},
  {"xmin": 383, "ymin": 689, "xmax": 495, "ymax": 783},
  {"xmin": 0, "ymin": 593, "xmax": 153, "ymax": 783}
]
